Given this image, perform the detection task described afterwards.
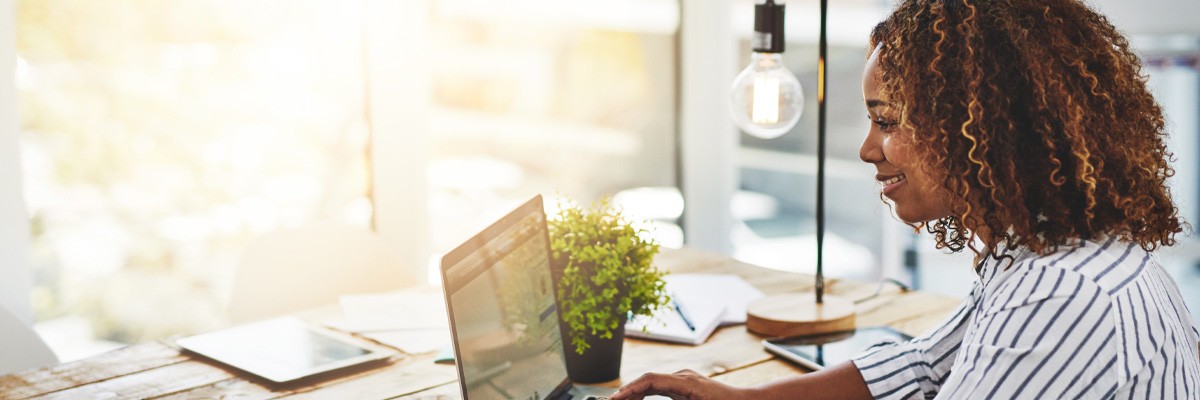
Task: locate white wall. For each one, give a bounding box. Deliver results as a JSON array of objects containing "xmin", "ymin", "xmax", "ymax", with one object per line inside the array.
[
  {"xmin": 1154, "ymin": 67, "xmax": 1199, "ymax": 232},
  {"xmin": 0, "ymin": 0, "xmax": 33, "ymax": 325},
  {"xmin": 1089, "ymin": 0, "xmax": 1200, "ymax": 36},
  {"xmin": 1148, "ymin": 61, "xmax": 1200, "ymax": 264}
]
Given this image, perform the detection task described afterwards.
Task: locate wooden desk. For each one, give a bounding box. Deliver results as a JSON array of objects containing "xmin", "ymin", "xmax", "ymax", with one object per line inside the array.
[{"xmin": 0, "ymin": 247, "xmax": 961, "ymax": 399}]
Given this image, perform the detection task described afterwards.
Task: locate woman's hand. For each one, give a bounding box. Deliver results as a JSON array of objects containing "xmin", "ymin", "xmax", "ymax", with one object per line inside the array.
[
  {"xmin": 610, "ymin": 369, "xmax": 757, "ymax": 400},
  {"xmin": 610, "ymin": 361, "xmax": 873, "ymax": 400}
]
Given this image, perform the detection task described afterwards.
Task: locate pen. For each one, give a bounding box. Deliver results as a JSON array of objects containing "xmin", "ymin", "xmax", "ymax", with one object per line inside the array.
[{"xmin": 672, "ymin": 298, "xmax": 696, "ymax": 331}]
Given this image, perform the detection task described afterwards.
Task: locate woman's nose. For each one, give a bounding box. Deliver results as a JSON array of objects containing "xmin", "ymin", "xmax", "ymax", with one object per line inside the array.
[{"xmin": 860, "ymin": 132, "xmax": 883, "ymax": 163}]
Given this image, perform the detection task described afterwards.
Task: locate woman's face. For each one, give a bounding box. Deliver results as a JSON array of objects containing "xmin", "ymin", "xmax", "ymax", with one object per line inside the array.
[{"xmin": 859, "ymin": 47, "xmax": 954, "ymax": 223}]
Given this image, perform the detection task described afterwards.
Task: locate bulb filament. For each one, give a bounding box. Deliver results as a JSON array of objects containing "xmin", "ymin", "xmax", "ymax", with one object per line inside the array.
[{"xmin": 752, "ymin": 75, "xmax": 780, "ymax": 124}]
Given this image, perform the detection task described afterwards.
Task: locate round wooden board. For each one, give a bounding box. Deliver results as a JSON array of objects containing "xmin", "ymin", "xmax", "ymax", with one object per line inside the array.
[{"xmin": 746, "ymin": 294, "xmax": 856, "ymax": 337}]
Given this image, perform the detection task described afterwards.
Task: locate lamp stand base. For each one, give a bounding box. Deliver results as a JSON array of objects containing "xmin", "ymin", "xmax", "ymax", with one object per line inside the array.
[{"xmin": 746, "ymin": 294, "xmax": 856, "ymax": 337}]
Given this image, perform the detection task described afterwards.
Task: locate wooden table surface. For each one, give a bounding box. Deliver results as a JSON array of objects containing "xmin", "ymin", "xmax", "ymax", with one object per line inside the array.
[{"xmin": 0, "ymin": 247, "xmax": 962, "ymax": 400}]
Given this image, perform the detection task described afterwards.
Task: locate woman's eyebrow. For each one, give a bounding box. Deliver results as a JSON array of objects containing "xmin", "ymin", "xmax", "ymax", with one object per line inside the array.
[{"xmin": 866, "ymin": 99, "xmax": 890, "ymax": 108}]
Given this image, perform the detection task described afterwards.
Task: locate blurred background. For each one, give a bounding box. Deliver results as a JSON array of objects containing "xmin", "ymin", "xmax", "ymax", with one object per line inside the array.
[{"xmin": 4, "ymin": 0, "xmax": 1198, "ymax": 362}]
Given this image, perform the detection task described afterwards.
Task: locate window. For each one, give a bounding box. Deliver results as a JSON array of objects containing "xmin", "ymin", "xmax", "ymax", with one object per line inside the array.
[
  {"xmin": 420, "ymin": 0, "xmax": 682, "ymax": 280},
  {"xmin": 16, "ymin": 0, "xmax": 682, "ymax": 359},
  {"xmin": 17, "ymin": 0, "xmax": 371, "ymax": 360}
]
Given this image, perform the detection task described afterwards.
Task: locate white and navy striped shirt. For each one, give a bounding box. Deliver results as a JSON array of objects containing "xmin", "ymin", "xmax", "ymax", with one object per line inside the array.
[{"xmin": 852, "ymin": 237, "xmax": 1200, "ymax": 399}]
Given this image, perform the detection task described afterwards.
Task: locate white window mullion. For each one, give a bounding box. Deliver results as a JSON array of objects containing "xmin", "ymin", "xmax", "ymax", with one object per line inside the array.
[
  {"xmin": 679, "ymin": 0, "xmax": 737, "ymax": 255},
  {"xmin": 365, "ymin": 0, "xmax": 431, "ymax": 284},
  {"xmin": 0, "ymin": 0, "xmax": 33, "ymax": 324}
]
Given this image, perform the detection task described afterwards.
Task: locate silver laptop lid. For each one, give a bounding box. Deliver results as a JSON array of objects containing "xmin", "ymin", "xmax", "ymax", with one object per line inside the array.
[{"xmin": 440, "ymin": 195, "xmax": 572, "ymax": 400}]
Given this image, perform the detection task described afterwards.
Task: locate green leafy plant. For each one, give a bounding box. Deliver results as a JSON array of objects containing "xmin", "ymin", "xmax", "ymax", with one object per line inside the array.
[{"xmin": 549, "ymin": 196, "xmax": 670, "ymax": 354}]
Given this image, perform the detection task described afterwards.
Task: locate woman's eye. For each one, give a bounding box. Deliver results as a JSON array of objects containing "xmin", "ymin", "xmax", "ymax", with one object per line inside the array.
[{"xmin": 870, "ymin": 117, "xmax": 897, "ymax": 131}]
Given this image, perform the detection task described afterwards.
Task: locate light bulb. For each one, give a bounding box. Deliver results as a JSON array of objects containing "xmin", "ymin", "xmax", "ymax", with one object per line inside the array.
[
  {"xmin": 730, "ymin": 53, "xmax": 804, "ymax": 138},
  {"xmin": 729, "ymin": 0, "xmax": 803, "ymax": 139}
]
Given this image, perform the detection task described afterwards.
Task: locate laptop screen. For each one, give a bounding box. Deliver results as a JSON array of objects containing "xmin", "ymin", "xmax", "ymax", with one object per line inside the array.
[{"xmin": 440, "ymin": 195, "xmax": 572, "ymax": 400}]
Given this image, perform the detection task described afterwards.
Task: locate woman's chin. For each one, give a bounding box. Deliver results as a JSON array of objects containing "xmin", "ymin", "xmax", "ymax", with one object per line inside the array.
[{"xmin": 894, "ymin": 206, "xmax": 945, "ymax": 225}]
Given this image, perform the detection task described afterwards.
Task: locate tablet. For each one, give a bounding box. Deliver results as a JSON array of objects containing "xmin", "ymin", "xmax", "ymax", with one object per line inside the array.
[
  {"xmin": 176, "ymin": 317, "xmax": 393, "ymax": 383},
  {"xmin": 762, "ymin": 327, "xmax": 912, "ymax": 370}
]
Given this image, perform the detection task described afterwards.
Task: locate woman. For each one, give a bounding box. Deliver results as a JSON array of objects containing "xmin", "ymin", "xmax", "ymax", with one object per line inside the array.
[{"xmin": 612, "ymin": 0, "xmax": 1200, "ymax": 399}]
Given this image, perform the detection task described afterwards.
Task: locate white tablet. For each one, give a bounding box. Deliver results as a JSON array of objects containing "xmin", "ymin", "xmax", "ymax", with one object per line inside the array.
[{"xmin": 176, "ymin": 317, "xmax": 393, "ymax": 383}]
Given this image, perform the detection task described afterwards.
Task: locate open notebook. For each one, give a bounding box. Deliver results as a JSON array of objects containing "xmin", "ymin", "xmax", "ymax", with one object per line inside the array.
[
  {"xmin": 625, "ymin": 274, "xmax": 764, "ymax": 345},
  {"xmin": 626, "ymin": 299, "xmax": 724, "ymax": 345}
]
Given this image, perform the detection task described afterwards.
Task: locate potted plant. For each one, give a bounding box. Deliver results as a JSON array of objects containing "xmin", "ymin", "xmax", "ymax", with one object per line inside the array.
[{"xmin": 548, "ymin": 197, "xmax": 670, "ymax": 384}]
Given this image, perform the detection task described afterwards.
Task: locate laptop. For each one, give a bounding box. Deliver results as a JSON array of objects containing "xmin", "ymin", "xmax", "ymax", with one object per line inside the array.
[{"xmin": 439, "ymin": 195, "xmax": 614, "ymax": 400}]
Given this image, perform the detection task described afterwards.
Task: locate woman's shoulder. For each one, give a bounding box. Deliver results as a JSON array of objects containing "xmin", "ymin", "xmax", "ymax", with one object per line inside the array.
[
  {"xmin": 978, "ymin": 237, "xmax": 1199, "ymax": 389},
  {"xmin": 1030, "ymin": 237, "xmax": 1153, "ymax": 296},
  {"xmin": 980, "ymin": 237, "xmax": 1156, "ymax": 308}
]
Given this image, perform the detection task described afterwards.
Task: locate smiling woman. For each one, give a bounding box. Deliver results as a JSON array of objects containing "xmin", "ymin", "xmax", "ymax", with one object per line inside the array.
[
  {"xmin": 859, "ymin": 49, "xmax": 955, "ymax": 226},
  {"xmin": 612, "ymin": 1, "xmax": 1200, "ymax": 399},
  {"xmin": 865, "ymin": 0, "xmax": 1183, "ymax": 257}
]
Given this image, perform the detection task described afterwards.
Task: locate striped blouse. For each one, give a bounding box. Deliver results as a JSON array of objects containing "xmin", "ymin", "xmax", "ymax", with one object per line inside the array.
[{"xmin": 852, "ymin": 237, "xmax": 1200, "ymax": 399}]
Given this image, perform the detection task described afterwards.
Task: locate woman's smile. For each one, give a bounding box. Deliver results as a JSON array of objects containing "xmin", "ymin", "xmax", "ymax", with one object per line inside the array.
[{"xmin": 877, "ymin": 173, "xmax": 907, "ymax": 197}]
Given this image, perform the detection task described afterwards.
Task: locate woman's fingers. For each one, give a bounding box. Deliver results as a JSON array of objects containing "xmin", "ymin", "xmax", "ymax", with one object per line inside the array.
[
  {"xmin": 611, "ymin": 370, "xmax": 720, "ymax": 400},
  {"xmin": 611, "ymin": 372, "xmax": 685, "ymax": 400}
]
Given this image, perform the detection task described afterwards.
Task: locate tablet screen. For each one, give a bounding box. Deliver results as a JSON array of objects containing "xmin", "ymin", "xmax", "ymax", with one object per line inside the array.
[
  {"xmin": 283, "ymin": 327, "xmax": 370, "ymax": 366},
  {"xmin": 762, "ymin": 327, "xmax": 912, "ymax": 370},
  {"xmin": 176, "ymin": 317, "xmax": 390, "ymax": 383}
]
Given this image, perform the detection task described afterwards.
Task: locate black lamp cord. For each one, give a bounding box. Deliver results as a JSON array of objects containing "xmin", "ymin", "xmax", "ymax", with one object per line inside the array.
[
  {"xmin": 815, "ymin": 0, "xmax": 829, "ymax": 304},
  {"xmin": 853, "ymin": 278, "xmax": 913, "ymax": 304}
]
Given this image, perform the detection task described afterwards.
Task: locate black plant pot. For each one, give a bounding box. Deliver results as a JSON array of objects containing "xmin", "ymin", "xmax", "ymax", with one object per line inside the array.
[{"xmin": 563, "ymin": 317, "xmax": 626, "ymax": 384}]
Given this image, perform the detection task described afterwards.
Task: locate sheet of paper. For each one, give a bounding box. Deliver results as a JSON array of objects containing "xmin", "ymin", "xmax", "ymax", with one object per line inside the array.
[
  {"xmin": 664, "ymin": 274, "xmax": 765, "ymax": 325},
  {"xmin": 359, "ymin": 329, "xmax": 451, "ymax": 355},
  {"xmin": 329, "ymin": 289, "xmax": 449, "ymax": 332},
  {"xmin": 324, "ymin": 287, "xmax": 452, "ymax": 354}
]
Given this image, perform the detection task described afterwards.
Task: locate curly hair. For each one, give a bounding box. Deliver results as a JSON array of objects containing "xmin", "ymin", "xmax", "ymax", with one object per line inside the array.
[{"xmin": 869, "ymin": 0, "xmax": 1184, "ymax": 257}]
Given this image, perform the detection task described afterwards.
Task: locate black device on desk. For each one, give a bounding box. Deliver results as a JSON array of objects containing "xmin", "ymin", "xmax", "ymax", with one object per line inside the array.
[{"xmin": 762, "ymin": 326, "xmax": 912, "ymax": 370}]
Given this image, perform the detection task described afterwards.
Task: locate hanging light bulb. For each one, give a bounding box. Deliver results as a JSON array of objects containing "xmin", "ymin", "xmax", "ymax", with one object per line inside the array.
[{"xmin": 730, "ymin": 0, "xmax": 803, "ymax": 139}]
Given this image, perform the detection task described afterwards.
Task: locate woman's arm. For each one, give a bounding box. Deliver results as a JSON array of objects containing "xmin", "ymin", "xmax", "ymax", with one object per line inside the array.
[
  {"xmin": 614, "ymin": 284, "xmax": 980, "ymax": 400},
  {"xmin": 610, "ymin": 361, "xmax": 872, "ymax": 400}
]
